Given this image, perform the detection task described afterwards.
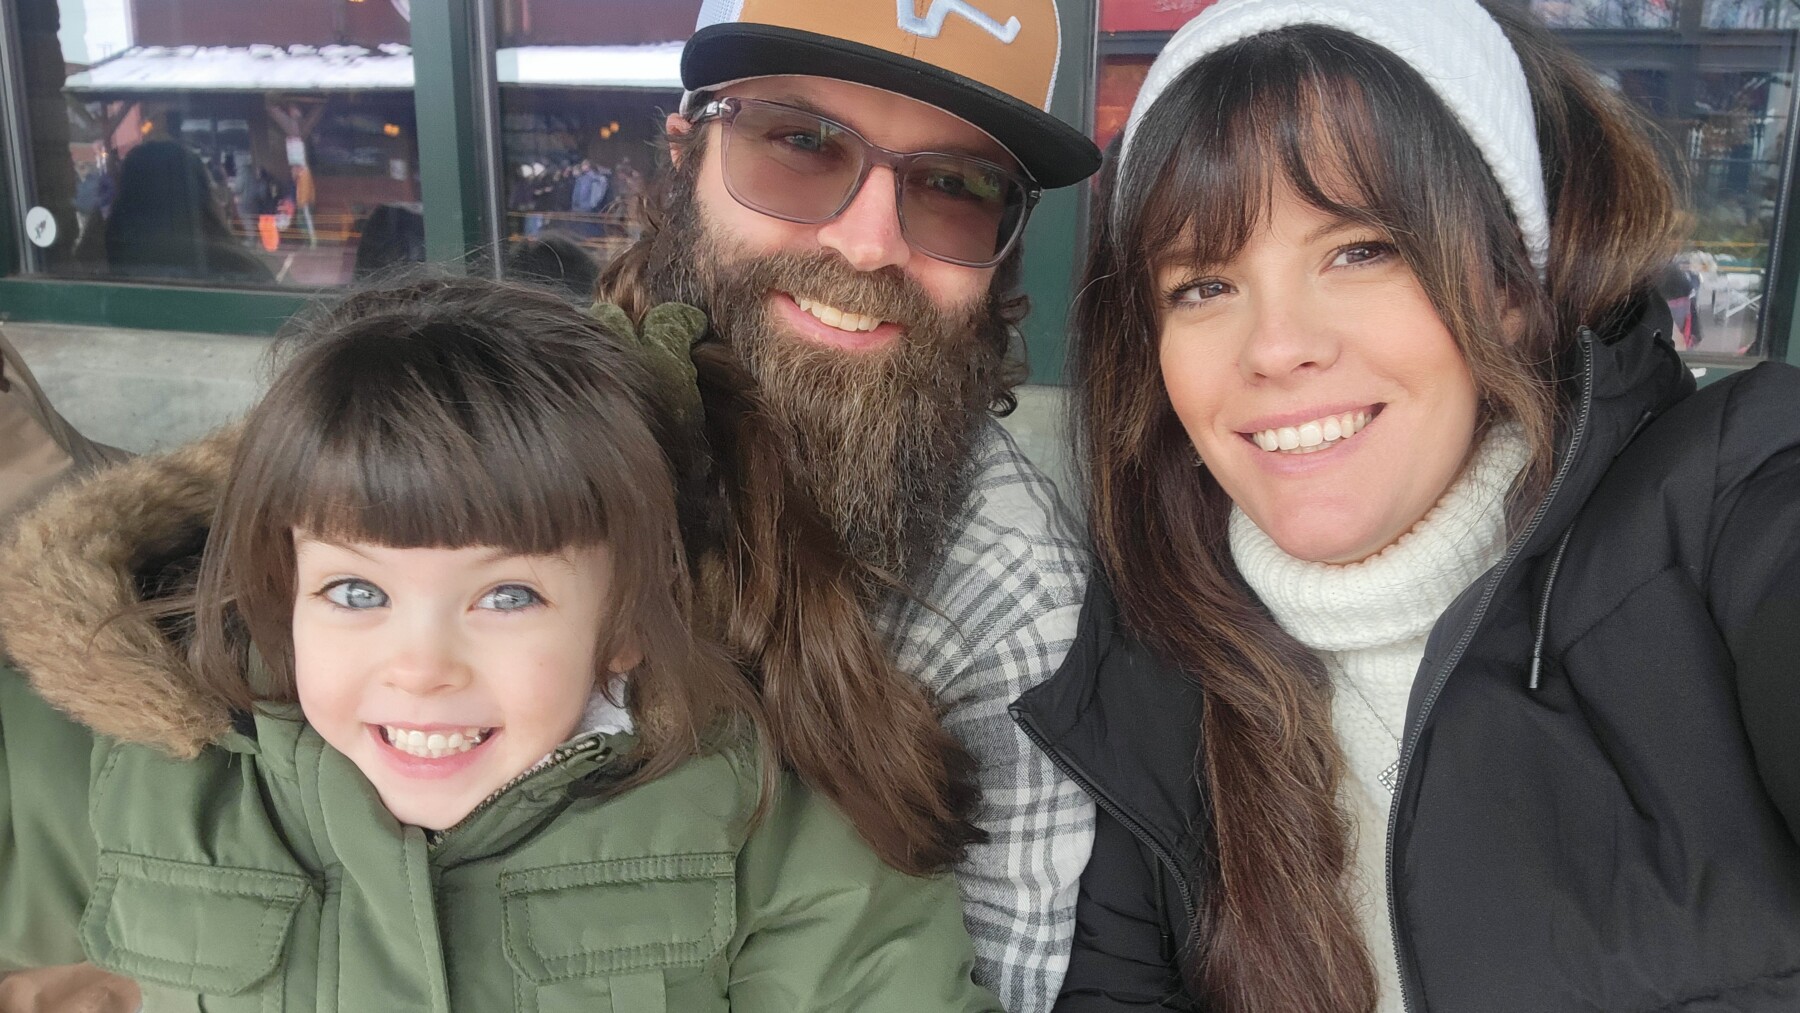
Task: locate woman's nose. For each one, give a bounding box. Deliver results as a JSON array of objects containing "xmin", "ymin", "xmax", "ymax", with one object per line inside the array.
[{"xmin": 1238, "ymin": 293, "xmax": 1341, "ymax": 381}]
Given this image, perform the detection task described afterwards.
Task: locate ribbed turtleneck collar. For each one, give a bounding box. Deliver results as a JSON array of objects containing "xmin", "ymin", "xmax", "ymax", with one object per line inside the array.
[{"xmin": 1229, "ymin": 423, "xmax": 1530, "ymax": 653}]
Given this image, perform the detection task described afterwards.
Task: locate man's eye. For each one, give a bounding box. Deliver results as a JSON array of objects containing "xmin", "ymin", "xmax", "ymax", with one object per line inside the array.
[
  {"xmin": 777, "ymin": 130, "xmax": 825, "ymax": 152},
  {"xmin": 477, "ymin": 584, "xmax": 542, "ymax": 612},
  {"xmin": 322, "ymin": 579, "xmax": 388, "ymax": 610},
  {"xmin": 918, "ymin": 168, "xmax": 1001, "ymax": 203}
]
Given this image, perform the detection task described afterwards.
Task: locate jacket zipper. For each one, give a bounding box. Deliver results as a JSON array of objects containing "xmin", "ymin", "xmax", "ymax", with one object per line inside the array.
[
  {"xmin": 427, "ymin": 735, "xmax": 608, "ymax": 850},
  {"xmin": 1010, "ymin": 705, "xmax": 1199, "ymax": 926},
  {"xmin": 1385, "ymin": 331, "xmax": 1597, "ymax": 1013}
]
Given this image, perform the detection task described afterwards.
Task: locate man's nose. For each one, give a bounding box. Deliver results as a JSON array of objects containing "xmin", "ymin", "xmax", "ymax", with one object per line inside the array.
[{"xmin": 815, "ymin": 165, "xmax": 911, "ymax": 273}]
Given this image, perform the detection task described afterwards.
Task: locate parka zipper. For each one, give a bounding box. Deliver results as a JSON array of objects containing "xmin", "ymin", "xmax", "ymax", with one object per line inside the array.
[
  {"xmin": 1010, "ymin": 705, "xmax": 1199, "ymax": 927},
  {"xmin": 1385, "ymin": 330, "xmax": 1597, "ymax": 1013},
  {"xmin": 427, "ymin": 735, "xmax": 609, "ymax": 850}
]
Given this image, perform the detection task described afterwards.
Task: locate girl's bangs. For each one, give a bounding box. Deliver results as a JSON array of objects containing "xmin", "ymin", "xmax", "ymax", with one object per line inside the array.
[{"xmin": 252, "ymin": 326, "xmax": 629, "ymax": 557}]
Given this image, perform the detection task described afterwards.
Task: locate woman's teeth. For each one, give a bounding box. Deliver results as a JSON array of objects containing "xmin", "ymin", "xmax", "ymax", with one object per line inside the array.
[
  {"xmin": 793, "ymin": 296, "xmax": 884, "ymax": 332},
  {"xmin": 383, "ymin": 726, "xmax": 490, "ymax": 759},
  {"xmin": 1252, "ymin": 409, "xmax": 1374, "ymax": 454}
]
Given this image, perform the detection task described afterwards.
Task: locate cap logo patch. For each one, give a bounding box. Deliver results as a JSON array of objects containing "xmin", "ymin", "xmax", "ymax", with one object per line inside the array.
[{"xmin": 898, "ymin": 0, "xmax": 1022, "ymax": 43}]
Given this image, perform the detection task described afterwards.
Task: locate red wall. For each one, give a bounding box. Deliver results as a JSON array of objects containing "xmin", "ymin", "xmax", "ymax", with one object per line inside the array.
[
  {"xmin": 499, "ymin": 0, "xmax": 702, "ymax": 47},
  {"xmin": 1100, "ymin": 0, "xmax": 1219, "ymax": 34},
  {"xmin": 131, "ymin": 0, "xmax": 410, "ymax": 48}
]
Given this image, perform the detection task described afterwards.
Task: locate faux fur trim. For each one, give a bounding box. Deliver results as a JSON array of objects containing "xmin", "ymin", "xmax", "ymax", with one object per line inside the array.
[{"xmin": 0, "ymin": 425, "xmax": 241, "ymax": 758}]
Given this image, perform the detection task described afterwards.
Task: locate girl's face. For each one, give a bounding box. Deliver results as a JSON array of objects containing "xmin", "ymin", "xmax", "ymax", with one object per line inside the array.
[
  {"xmin": 1156, "ymin": 186, "xmax": 1481, "ymax": 564},
  {"xmin": 291, "ymin": 536, "xmax": 634, "ymax": 830}
]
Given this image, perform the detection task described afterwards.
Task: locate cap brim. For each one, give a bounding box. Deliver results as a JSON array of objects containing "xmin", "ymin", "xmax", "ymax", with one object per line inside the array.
[{"xmin": 682, "ymin": 23, "xmax": 1101, "ymax": 189}]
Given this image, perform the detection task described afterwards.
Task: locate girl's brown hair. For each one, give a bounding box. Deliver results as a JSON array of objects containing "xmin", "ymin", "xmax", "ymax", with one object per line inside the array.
[
  {"xmin": 1073, "ymin": 6, "xmax": 1678, "ymax": 1010},
  {"xmin": 594, "ymin": 123, "xmax": 986, "ymax": 875},
  {"xmin": 190, "ymin": 276, "xmax": 764, "ymax": 794}
]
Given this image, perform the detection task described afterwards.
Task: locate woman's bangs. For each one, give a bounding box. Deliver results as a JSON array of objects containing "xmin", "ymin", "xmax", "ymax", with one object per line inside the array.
[{"xmin": 1128, "ymin": 33, "xmax": 1411, "ymax": 278}]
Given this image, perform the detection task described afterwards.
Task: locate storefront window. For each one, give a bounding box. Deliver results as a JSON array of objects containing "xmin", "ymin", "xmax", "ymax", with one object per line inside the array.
[
  {"xmin": 1095, "ymin": 0, "xmax": 1799, "ymax": 359},
  {"xmin": 492, "ymin": 0, "xmax": 698, "ymax": 297},
  {"xmin": 6, "ymin": 0, "xmax": 424, "ymax": 288},
  {"xmin": 1532, "ymin": 0, "xmax": 1679, "ymax": 29}
]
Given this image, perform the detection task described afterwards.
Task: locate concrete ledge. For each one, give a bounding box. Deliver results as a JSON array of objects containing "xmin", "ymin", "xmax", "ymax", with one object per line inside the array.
[
  {"xmin": 4, "ymin": 322, "xmax": 271, "ymax": 454},
  {"xmin": 3, "ymin": 321, "xmax": 1082, "ymax": 504}
]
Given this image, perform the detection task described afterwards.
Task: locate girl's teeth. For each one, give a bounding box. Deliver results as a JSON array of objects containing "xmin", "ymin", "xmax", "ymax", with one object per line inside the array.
[
  {"xmin": 1253, "ymin": 410, "xmax": 1372, "ymax": 454},
  {"xmin": 383, "ymin": 725, "xmax": 489, "ymax": 759}
]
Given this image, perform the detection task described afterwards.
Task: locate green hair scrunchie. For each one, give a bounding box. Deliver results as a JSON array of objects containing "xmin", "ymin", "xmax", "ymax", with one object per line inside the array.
[{"xmin": 589, "ymin": 300, "xmax": 706, "ymax": 432}]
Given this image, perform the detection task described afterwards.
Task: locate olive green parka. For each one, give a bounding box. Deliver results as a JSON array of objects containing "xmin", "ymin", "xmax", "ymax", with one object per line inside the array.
[{"xmin": 0, "ymin": 434, "xmax": 1001, "ymax": 1013}]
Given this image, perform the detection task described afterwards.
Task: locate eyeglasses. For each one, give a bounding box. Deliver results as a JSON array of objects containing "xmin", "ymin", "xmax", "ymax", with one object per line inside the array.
[{"xmin": 685, "ymin": 97, "xmax": 1040, "ymax": 269}]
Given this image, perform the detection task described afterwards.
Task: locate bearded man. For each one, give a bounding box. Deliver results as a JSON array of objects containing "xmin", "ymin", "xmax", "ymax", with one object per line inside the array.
[{"xmin": 611, "ymin": 2, "xmax": 1104, "ymax": 1008}]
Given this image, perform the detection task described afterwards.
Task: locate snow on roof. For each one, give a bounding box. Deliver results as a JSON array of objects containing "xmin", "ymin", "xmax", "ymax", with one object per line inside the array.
[
  {"xmin": 61, "ymin": 41, "xmax": 686, "ymax": 95},
  {"xmin": 64, "ymin": 44, "xmax": 416, "ymax": 93},
  {"xmin": 496, "ymin": 42, "xmax": 684, "ymax": 90}
]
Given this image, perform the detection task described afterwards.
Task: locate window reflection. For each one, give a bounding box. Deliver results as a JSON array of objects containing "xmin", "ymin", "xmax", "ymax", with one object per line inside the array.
[
  {"xmin": 1092, "ymin": 0, "xmax": 1798, "ymax": 359},
  {"xmin": 13, "ymin": 0, "xmax": 424, "ymax": 288},
  {"xmin": 493, "ymin": 0, "xmax": 700, "ymax": 295}
]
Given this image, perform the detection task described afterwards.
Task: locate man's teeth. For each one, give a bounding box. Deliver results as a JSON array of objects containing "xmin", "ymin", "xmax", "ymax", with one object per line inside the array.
[
  {"xmin": 794, "ymin": 296, "xmax": 884, "ymax": 333},
  {"xmin": 382, "ymin": 726, "xmax": 490, "ymax": 759},
  {"xmin": 1252, "ymin": 409, "xmax": 1374, "ymax": 454}
]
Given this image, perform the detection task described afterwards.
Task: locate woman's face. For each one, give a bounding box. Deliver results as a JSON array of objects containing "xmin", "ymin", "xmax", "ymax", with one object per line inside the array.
[{"xmin": 1156, "ymin": 187, "xmax": 1480, "ymax": 564}]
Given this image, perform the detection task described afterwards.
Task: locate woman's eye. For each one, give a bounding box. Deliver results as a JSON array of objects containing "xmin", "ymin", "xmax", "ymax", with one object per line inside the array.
[
  {"xmin": 477, "ymin": 584, "xmax": 542, "ymax": 612},
  {"xmin": 1333, "ymin": 241, "xmax": 1395, "ymax": 267},
  {"xmin": 1167, "ymin": 278, "xmax": 1232, "ymax": 305},
  {"xmin": 322, "ymin": 579, "xmax": 388, "ymax": 610}
]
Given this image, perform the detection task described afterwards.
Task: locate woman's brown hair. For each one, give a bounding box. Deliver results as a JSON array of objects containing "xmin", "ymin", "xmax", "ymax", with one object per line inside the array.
[
  {"xmin": 189, "ymin": 276, "xmax": 765, "ymax": 796},
  {"xmin": 1072, "ymin": 6, "xmax": 1678, "ymax": 1010},
  {"xmin": 594, "ymin": 123, "xmax": 986, "ymax": 876}
]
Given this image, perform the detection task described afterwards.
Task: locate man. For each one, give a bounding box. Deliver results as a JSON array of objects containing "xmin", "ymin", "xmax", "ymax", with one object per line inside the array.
[{"xmin": 621, "ymin": 2, "xmax": 1103, "ymax": 1007}]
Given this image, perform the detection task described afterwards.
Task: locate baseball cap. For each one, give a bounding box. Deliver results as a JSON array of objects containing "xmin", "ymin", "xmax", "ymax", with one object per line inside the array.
[{"xmin": 682, "ymin": 0, "xmax": 1102, "ymax": 188}]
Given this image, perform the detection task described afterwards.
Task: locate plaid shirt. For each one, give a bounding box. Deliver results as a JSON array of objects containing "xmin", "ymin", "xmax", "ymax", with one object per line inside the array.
[{"xmin": 876, "ymin": 421, "xmax": 1095, "ymax": 1013}]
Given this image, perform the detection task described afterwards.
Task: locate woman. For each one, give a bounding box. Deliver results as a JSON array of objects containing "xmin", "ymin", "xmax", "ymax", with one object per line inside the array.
[{"xmin": 1014, "ymin": 1, "xmax": 1800, "ymax": 1010}]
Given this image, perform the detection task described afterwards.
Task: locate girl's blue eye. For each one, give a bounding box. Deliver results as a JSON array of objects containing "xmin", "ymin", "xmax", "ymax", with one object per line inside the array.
[
  {"xmin": 323, "ymin": 579, "xmax": 388, "ymax": 610},
  {"xmin": 478, "ymin": 584, "xmax": 542, "ymax": 612}
]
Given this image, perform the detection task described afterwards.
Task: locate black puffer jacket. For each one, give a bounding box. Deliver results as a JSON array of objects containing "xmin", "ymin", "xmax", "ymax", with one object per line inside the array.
[{"xmin": 1014, "ymin": 303, "xmax": 1800, "ymax": 1011}]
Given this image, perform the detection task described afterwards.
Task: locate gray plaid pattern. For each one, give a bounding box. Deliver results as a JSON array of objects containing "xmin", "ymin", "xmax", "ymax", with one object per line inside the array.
[{"xmin": 875, "ymin": 421, "xmax": 1095, "ymax": 1013}]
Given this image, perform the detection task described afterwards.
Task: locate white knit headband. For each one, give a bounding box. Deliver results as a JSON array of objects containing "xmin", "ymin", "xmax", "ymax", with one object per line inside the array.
[{"xmin": 1116, "ymin": 0, "xmax": 1550, "ymax": 272}]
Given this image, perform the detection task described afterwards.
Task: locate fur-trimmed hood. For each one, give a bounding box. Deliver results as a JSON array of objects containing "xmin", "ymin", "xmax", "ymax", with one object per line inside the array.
[{"xmin": 0, "ymin": 426, "xmax": 240, "ymax": 758}]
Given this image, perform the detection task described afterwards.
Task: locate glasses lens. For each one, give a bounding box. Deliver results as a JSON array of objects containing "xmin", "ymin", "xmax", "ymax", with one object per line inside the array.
[
  {"xmin": 720, "ymin": 102, "xmax": 862, "ymax": 223},
  {"xmin": 899, "ymin": 156, "xmax": 1029, "ymax": 266}
]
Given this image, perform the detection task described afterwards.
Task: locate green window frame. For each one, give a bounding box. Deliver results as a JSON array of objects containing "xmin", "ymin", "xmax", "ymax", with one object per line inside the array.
[{"xmin": 8, "ymin": 0, "xmax": 1789, "ymax": 376}]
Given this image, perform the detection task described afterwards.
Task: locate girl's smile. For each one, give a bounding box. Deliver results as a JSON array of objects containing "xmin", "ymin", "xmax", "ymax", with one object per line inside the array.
[{"xmin": 291, "ymin": 537, "xmax": 634, "ymax": 830}]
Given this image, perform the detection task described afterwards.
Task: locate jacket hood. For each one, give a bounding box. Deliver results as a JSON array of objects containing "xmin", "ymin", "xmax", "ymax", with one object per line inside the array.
[{"xmin": 0, "ymin": 425, "xmax": 240, "ymax": 758}]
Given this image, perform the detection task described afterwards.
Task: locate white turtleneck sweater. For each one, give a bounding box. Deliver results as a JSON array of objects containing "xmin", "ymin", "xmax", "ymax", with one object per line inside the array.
[{"xmin": 1228, "ymin": 423, "xmax": 1529, "ymax": 1013}]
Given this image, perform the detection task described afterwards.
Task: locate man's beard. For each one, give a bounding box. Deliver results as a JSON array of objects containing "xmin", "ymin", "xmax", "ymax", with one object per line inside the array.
[{"xmin": 646, "ymin": 169, "xmax": 1011, "ymax": 583}]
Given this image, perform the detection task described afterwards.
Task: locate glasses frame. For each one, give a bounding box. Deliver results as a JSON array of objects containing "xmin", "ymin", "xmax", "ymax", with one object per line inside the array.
[{"xmin": 685, "ymin": 96, "xmax": 1042, "ymax": 269}]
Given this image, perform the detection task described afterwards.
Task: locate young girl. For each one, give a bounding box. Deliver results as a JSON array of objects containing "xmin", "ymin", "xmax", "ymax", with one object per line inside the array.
[{"xmin": 0, "ymin": 277, "xmax": 999, "ymax": 1012}]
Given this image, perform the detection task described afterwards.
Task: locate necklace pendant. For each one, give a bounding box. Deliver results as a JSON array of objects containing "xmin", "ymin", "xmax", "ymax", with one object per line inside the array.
[{"xmin": 1378, "ymin": 758, "xmax": 1401, "ymax": 793}]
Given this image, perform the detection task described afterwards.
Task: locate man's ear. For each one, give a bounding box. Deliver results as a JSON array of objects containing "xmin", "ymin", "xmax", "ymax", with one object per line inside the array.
[{"xmin": 666, "ymin": 113, "xmax": 691, "ymax": 168}]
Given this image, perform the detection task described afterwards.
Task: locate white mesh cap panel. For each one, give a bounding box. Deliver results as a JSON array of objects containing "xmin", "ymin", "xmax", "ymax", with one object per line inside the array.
[{"xmin": 695, "ymin": 0, "xmax": 745, "ymax": 30}]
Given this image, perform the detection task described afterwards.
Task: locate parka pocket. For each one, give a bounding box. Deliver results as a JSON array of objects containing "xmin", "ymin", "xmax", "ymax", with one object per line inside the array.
[
  {"xmin": 501, "ymin": 853, "xmax": 736, "ymax": 1013},
  {"xmin": 78, "ymin": 852, "xmax": 310, "ymax": 1013}
]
